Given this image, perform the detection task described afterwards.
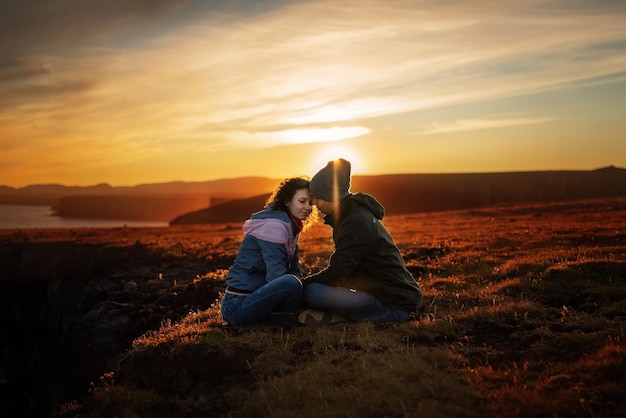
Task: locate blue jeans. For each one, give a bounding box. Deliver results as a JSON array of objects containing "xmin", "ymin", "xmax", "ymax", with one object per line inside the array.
[
  {"xmin": 303, "ymin": 283, "xmax": 409, "ymax": 322},
  {"xmin": 221, "ymin": 274, "xmax": 303, "ymax": 325}
]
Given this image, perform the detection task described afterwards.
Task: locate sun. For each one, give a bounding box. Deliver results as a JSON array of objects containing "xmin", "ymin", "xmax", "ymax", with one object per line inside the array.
[{"xmin": 309, "ymin": 144, "xmax": 364, "ymax": 177}]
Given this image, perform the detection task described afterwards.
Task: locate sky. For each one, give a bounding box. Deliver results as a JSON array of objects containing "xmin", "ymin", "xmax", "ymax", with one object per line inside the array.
[{"xmin": 2, "ymin": 0, "xmax": 626, "ymax": 188}]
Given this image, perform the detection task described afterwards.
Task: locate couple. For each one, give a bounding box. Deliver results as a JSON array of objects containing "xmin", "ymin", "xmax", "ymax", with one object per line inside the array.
[{"xmin": 220, "ymin": 158, "xmax": 423, "ymax": 326}]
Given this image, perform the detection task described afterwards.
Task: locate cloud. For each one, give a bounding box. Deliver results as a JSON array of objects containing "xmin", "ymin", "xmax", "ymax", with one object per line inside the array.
[
  {"xmin": 0, "ymin": 63, "xmax": 52, "ymax": 82},
  {"xmin": 0, "ymin": 0, "xmax": 185, "ymax": 52},
  {"xmin": 159, "ymin": 0, "xmax": 626, "ymax": 129},
  {"xmin": 415, "ymin": 115, "xmax": 554, "ymax": 135},
  {"xmin": 224, "ymin": 126, "xmax": 371, "ymax": 147}
]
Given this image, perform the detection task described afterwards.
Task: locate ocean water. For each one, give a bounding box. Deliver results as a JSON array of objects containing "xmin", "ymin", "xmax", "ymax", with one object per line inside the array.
[{"xmin": 0, "ymin": 205, "xmax": 168, "ymax": 229}]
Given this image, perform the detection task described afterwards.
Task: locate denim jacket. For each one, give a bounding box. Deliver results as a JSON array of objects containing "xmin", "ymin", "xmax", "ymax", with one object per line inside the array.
[{"xmin": 225, "ymin": 208, "xmax": 301, "ymax": 292}]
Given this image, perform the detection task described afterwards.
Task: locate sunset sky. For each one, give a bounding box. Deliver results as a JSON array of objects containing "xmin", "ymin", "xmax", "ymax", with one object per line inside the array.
[{"xmin": 2, "ymin": 0, "xmax": 626, "ymax": 188}]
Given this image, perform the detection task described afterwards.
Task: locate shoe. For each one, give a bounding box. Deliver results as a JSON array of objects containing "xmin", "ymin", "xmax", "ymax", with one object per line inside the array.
[
  {"xmin": 265, "ymin": 311, "xmax": 299, "ymax": 327},
  {"xmin": 298, "ymin": 309, "xmax": 346, "ymax": 326}
]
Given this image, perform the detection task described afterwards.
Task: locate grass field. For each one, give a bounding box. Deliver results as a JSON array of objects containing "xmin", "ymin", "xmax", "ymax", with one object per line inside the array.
[{"xmin": 54, "ymin": 198, "xmax": 626, "ymax": 417}]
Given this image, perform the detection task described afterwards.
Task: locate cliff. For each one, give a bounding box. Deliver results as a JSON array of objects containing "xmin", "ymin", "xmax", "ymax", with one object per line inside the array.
[
  {"xmin": 169, "ymin": 194, "xmax": 269, "ymax": 225},
  {"xmin": 55, "ymin": 195, "xmax": 211, "ymax": 222}
]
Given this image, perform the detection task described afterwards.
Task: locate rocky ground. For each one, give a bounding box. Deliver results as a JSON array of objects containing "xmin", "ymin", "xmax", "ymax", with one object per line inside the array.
[{"xmin": 0, "ymin": 225, "xmax": 239, "ymax": 417}]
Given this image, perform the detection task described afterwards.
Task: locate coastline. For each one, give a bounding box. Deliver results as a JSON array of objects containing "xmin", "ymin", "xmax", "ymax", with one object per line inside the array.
[{"xmin": 0, "ymin": 204, "xmax": 168, "ymax": 229}]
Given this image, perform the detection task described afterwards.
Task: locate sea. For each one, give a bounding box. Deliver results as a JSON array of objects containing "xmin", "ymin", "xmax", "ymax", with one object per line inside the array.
[{"xmin": 0, "ymin": 204, "xmax": 168, "ymax": 229}]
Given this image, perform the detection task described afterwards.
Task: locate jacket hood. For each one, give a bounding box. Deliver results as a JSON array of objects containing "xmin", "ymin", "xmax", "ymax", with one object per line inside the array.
[
  {"xmin": 250, "ymin": 208, "xmax": 290, "ymax": 222},
  {"xmin": 346, "ymin": 192, "xmax": 385, "ymax": 220},
  {"xmin": 243, "ymin": 208, "xmax": 298, "ymax": 255}
]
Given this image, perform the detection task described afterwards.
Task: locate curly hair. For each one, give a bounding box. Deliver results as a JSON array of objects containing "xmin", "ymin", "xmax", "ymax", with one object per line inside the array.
[{"xmin": 265, "ymin": 176, "xmax": 317, "ymax": 230}]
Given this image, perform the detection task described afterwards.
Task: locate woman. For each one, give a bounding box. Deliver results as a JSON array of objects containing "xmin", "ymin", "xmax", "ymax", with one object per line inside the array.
[{"xmin": 220, "ymin": 177, "xmax": 314, "ymax": 325}]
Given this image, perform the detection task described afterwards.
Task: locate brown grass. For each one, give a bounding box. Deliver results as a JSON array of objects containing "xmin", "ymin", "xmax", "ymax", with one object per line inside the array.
[{"xmin": 45, "ymin": 198, "xmax": 626, "ymax": 417}]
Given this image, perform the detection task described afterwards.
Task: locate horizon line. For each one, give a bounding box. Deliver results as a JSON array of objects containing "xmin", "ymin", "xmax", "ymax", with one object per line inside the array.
[{"xmin": 1, "ymin": 165, "xmax": 622, "ymax": 190}]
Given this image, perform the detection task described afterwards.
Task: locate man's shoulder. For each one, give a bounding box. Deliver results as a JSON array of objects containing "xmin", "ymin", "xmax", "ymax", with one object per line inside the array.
[
  {"xmin": 341, "ymin": 204, "xmax": 379, "ymax": 229},
  {"xmin": 344, "ymin": 193, "xmax": 384, "ymax": 220}
]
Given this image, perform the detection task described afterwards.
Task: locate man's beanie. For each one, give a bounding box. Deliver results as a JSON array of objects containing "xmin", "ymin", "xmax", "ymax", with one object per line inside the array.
[{"xmin": 309, "ymin": 158, "xmax": 351, "ymax": 202}]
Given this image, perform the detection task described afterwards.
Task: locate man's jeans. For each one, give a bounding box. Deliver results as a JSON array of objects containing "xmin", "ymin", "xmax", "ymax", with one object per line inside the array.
[
  {"xmin": 221, "ymin": 274, "xmax": 302, "ymax": 325},
  {"xmin": 303, "ymin": 283, "xmax": 409, "ymax": 322}
]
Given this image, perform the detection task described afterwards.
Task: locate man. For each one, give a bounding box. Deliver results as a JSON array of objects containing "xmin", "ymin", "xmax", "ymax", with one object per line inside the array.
[{"xmin": 299, "ymin": 158, "xmax": 423, "ymax": 325}]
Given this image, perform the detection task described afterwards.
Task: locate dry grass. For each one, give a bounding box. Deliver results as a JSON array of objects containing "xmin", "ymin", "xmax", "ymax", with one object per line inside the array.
[{"xmin": 60, "ymin": 198, "xmax": 626, "ymax": 417}]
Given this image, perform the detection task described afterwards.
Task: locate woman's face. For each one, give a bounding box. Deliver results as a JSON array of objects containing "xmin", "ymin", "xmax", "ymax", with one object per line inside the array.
[{"xmin": 287, "ymin": 188, "xmax": 313, "ymax": 220}]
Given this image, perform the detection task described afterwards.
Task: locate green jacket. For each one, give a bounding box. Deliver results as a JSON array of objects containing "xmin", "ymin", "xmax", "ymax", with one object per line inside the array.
[{"xmin": 304, "ymin": 193, "xmax": 423, "ymax": 313}]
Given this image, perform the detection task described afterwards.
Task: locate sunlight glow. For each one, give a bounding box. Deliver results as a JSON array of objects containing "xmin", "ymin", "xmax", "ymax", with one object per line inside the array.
[
  {"xmin": 279, "ymin": 126, "xmax": 370, "ymax": 144},
  {"xmin": 310, "ymin": 145, "xmax": 364, "ymax": 179},
  {"xmin": 225, "ymin": 126, "xmax": 370, "ymax": 148}
]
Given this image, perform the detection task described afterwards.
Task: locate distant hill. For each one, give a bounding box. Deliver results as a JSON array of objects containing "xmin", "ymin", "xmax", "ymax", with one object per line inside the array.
[
  {"xmin": 170, "ymin": 194, "xmax": 269, "ymax": 225},
  {"xmin": 3, "ymin": 167, "xmax": 625, "ymax": 223},
  {"xmin": 351, "ymin": 166, "xmax": 626, "ymax": 216},
  {"xmin": 0, "ymin": 177, "xmax": 280, "ymax": 205},
  {"xmin": 0, "ymin": 177, "xmax": 280, "ymax": 221},
  {"xmin": 55, "ymin": 195, "xmax": 212, "ymax": 222},
  {"xmin": 170, "ymin": 166, "xmax": 626, "ymax": 225}
]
